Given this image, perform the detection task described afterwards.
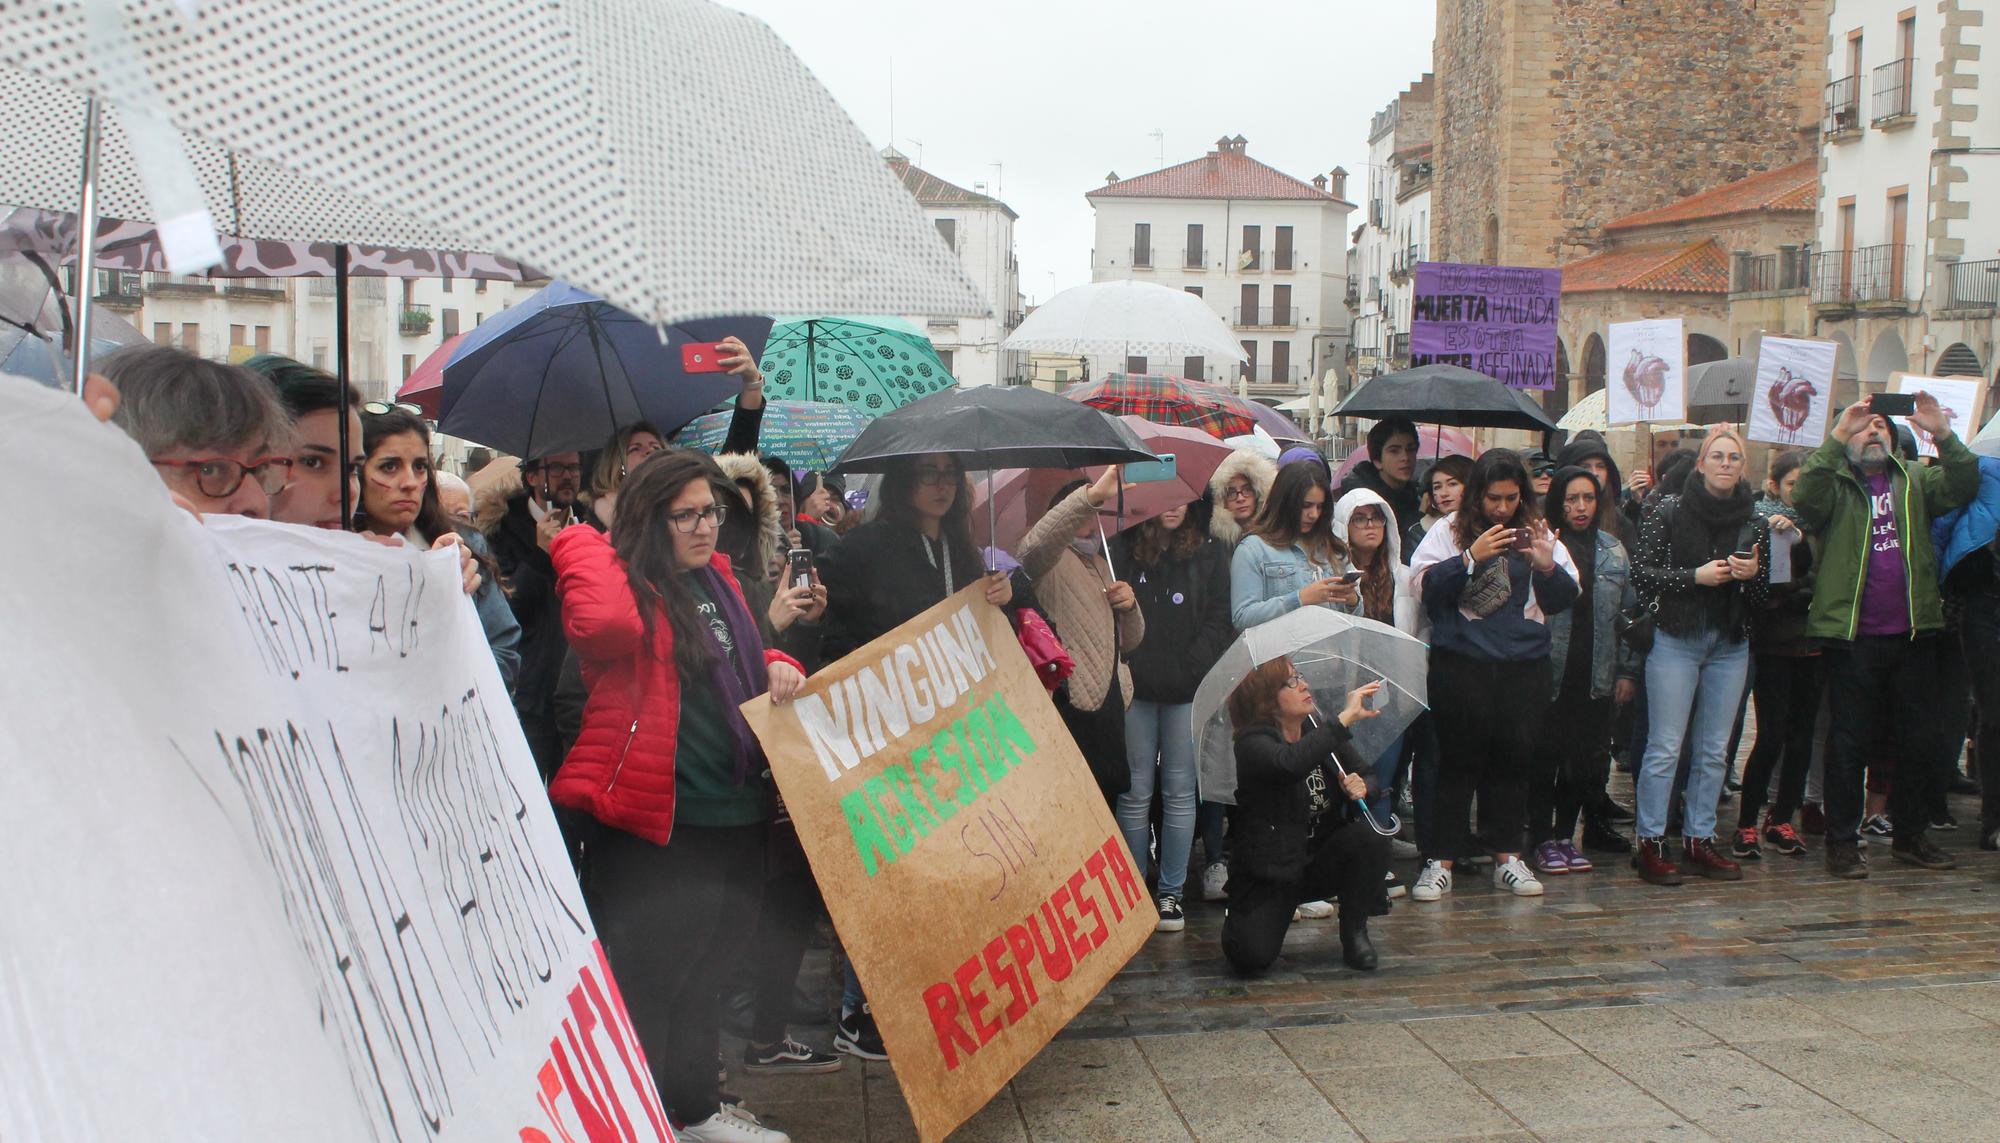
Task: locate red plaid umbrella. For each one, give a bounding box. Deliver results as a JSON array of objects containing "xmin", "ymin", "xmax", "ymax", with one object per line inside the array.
[{"xmin": 1065, "ymin": 373, "xmax": 1260, "ymax": 439}]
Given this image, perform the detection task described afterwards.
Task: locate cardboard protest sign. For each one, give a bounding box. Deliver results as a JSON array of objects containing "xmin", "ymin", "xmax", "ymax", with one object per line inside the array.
[
  {"xmin": 1606, "ymin": 318, "xmax": 1686, "ymax": 424},
  {"xmin": 1411, "ymin": 261, "xmax": 1563, "ymax": 389},
  {"xmin": 741, "ymin": 587, "xmax": 1152, "ymax": 1143},
  {"xmin": 0, "ymin": 378, "xmax": 667, "ymax": 1143},
  {"xmin": 1893, "ymin": 372, "xmax": 1984, "ymax": 457},
  {"xmin": 1748, "ymin": 336, "xmax": 1838, "ymax": 446}
]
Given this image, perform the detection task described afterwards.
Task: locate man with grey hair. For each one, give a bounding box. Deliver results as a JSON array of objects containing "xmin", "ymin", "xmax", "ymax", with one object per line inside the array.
[
  {"xmin": 1793, "ymin": 392, "xmax": 1979, "ymax": 879},
  {"xmin": 104, "ymin": 345, "xmax": 295, "ymax": 518},
  {"xmin": 434, "ymin": 470, "xmax": 476, "ymax": 528}
]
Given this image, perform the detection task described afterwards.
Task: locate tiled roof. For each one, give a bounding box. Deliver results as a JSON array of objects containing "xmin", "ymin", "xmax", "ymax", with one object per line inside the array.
[
  {"xmin": 1604, "ymin": 161, "xmax": 1818, "ymax": 232},
  {"xmin": 1086, "ymin": 147, "xmax": 1347, "ymax": 204},
  {"xmin": 883, "ymin": 149, "xmax": 1016, "ymax": 219},
  {"xmin": 1560, "ymin": 240, "xmax": 1729, "ymax": 294}
]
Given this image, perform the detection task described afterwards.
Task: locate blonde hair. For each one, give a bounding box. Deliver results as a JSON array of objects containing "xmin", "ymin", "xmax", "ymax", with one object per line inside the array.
[{"xmin": 1696, "ymin": 425, "xmax": 1746, "ymax": 464}]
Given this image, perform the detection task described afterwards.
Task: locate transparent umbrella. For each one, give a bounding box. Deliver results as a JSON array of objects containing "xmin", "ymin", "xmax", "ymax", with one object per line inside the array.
[{"xmin": 1191, "ymin": 608, "xmax": 1430, "ymax": 811}]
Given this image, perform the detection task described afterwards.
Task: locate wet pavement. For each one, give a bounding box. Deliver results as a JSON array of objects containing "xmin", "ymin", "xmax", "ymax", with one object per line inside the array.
[{"xmin": 730, "ymin": 783, "xmax": 2000, "ymax": 1141}]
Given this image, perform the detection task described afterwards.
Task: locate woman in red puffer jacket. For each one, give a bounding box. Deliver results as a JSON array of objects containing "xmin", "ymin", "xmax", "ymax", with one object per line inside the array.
[{"xmin": 551, "ymin": 448, "xmax": 806, "ymax": 1141}]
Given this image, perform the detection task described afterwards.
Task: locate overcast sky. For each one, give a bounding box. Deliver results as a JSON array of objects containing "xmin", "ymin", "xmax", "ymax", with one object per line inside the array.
[{"xmin": 732, "ymin": 0, "xmax": 1438, "ymax": 307}]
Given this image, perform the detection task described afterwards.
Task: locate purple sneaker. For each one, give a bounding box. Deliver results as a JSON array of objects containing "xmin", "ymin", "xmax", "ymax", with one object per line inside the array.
[
  {"xmin": 1554, "ymin": 840, "xmax": 1593, "ymax": 873},
  {"xmin": 1532, "ymin": 839, "xmax": 1571, "ymax": 875}
]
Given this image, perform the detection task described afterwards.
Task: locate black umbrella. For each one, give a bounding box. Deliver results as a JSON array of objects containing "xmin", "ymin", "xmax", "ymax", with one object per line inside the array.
[
  {"xmin": 1331, "ymin": 363, "xmax": 1561, "ymax": 432},
  {"xmin": 831, "ymin": 384, "xmax": 1159, "ymax": 572},
  {"xmin": 1686, "ymin": 356, "xmax": 1754, "ymax": 423}
]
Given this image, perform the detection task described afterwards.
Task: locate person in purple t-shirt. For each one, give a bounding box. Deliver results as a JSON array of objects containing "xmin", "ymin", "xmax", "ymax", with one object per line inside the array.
[{"xmin": 1792, "ymin": 392, "xmax": 1981, "ymax": 880}]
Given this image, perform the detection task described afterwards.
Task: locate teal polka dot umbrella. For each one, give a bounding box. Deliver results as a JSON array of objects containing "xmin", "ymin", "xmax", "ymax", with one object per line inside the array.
[{"xmin": 757, "ymin": 315, "xmax": 956, "ymax": 411}]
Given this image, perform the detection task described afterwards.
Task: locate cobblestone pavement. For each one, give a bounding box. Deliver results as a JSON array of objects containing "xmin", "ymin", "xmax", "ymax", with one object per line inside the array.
[{"xmin": 731, "ymin": 787, "xmax": 2000, "ymax": 1141}]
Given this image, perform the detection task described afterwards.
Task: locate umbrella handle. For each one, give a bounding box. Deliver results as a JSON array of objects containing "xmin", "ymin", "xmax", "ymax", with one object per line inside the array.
[
  {"xmin": 986, "ymin": 468, "xmax": 998, "ymax": 575},
  {"xmin": 1096, "ymin": 515, "xmax": 1116, "ymax": 582},
  {"xmin": 1308, "ymin": 715, "xmax": 1404, "ymax": 838}
]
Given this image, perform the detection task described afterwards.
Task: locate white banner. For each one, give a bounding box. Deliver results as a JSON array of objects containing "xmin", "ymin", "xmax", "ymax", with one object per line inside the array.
[
  {"xmin": 1606, "ymin": 318, "xmax": 1686, "ymax": 425},
  {"xmin": 1748, "ymin": 336, "xmax": 1838, "ymax": 447},
  {"xmin": 1893, "ymin": 372, "xmax": 1985, "ymax": 457},
  {"xmin": 0, "ymin": 378, "xmax": 669, "ymax": 1143}
]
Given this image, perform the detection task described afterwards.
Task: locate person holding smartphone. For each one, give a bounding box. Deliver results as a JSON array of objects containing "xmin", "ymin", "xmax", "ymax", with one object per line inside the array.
[
  {"xmin": 1230, "ymin": 461, "xmax": 1359, "ymax": 630},
  {"xmin": 1407, "ymin": 449, "xmax": 1580, "ymax": 902},
  {"xmin": 1629, "ymin": 426, "xmax": 1769, "ymax": 885}
]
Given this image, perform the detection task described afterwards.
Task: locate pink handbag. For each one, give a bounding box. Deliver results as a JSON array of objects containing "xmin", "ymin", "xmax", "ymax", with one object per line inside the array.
[{"xmin": 1010, "ymin": 608, "xmax": 1074, "ymax": 691}]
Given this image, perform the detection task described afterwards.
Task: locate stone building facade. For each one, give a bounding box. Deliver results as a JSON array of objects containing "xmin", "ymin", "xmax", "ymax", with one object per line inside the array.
[{"xmin": 1433, "ymin": 0, "xmax": 1831, "ymax": 269}]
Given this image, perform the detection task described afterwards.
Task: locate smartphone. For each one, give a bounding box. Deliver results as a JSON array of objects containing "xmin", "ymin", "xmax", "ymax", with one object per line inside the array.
[
  {"xmin": 1731, "ymin": 549, "xmax": 1755, "ymax": 562},
  {"xmin": 1123, "ymin": 454, "xmax": 1178, "ymax": 484},
  {"xmin": 786, "ymin": 547, "xmax": 815, "ymax": 591},
  {"xmin": 1870, "ymin": 391, "xmax": 1917, "ymax": 417},
  {"xmin": 1511, "ymin": 526, "xmax": 1536, "ymax": 552},
  {"xmin": 1363, "ymin": 676, "xmax": 1388, "ymax": 711},
  {"xmin": 1336, "ymin": 570, "xmax": 1364, "ymax": 585},
  {"xmin": 681, "ymin": 341, "xmax": 728, "ymax": 373}
]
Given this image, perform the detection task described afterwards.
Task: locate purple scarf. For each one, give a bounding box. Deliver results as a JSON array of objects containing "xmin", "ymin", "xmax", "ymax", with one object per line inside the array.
[{"xmin": 691, "ymin": 564, "xmax": 772, "ymax": 783}]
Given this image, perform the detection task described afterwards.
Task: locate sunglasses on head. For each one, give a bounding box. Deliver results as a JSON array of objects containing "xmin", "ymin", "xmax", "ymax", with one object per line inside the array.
[{"xmin": 363, "ymin": 401, "xmax": 423, "ymax": 417}]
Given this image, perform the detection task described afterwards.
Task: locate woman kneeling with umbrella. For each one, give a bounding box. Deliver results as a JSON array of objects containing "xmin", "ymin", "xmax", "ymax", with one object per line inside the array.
[{"xmin": 1222, "ymin": 664, "xmax": 1390, "ymax": 975}]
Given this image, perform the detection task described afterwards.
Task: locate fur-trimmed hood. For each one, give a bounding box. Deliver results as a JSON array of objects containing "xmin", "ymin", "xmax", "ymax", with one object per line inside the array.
[
  {"xmin": 714, "ymin": 451, "xmax": 783, "ymax": 581},
  {"xmin": 1207, "ymin": 449, "xmax": 1279, "ymax": 545},
  {"xmin": 469, "ymin": 456, "xmax": 524, "ymax": 537}
]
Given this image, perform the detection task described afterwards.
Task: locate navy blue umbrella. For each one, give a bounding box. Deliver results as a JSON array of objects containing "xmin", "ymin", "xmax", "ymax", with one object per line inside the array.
[{"xmin": 437, "ymin": 281, "xmax": 773, "ymax": 459}]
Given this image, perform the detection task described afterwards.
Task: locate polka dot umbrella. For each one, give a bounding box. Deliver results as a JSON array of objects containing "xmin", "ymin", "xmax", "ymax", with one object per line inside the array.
[{"xmin": 757, "ymin": 316, "xmax": 956, "ymax": 411}]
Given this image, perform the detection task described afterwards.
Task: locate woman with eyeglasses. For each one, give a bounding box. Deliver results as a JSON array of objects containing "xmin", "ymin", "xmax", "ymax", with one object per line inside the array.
[
  {"xmin": 548, "ymin": 449, "xmax": 807, "ymax": 1141},
  {"xmin": 1629, "ymin": 426, "xmax": 1768, "ymax": 886},
  {"xmin": 103, "ymin": 344, "xmax": 296, "ymax": 519},
  {"xmin": 587, "ymin": 421, "xmax": 667, "ymax": 527},
  {"xmin": 814, "ymin": 451, "xmax": 1015, "ymax": 1062},
  {"xmin": 1220, "ymin": 660, "xmax": 1389, "ymax": 976},
  {"xmin": 357, "ymin": 407, "xmax": 522, "ymax": 690},
  {"xmin": 1209, "ymin": 449, "xmax": 1279, "ymax": 546}
]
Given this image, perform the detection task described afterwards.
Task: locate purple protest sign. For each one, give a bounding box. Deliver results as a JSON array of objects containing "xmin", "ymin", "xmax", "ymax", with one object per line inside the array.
[{"xmin": 1410, "ymin": 262, "xmax": 1563, "ymax": 390}]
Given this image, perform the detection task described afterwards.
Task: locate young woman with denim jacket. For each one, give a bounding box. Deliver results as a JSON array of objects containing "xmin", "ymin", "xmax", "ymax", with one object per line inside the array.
[
  {"xmin": 1230, "ymin": 461, "xmax": 1359, "ymax": 630},
  {"xmin": 1529, "ymin": 468, "xmax": 1639, "ymax": 877}
]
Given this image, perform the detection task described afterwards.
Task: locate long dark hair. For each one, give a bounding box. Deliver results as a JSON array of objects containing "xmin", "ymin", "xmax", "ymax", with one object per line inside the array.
[
  {"xmin": 1544, "ymin": 467, "xmax": 1602, "ymax": 537},
  {"xmin": 876, "ymin": 454, "xmax": 982, "ymax": 581},
  {"xmin": 612, "ymin": 449, "xmax": 728, "ymax": 680},
  {"xmin": 1250, "ymin": 461, "xmax": 1345, "ymax": 565},
  {"xmin": 358, "ymin": 408, "xmax": 499, "ymax": 579},
  {"xmin": 1125, "ymin": 502, "xmax": 1205, "ymax": 569},
  {"xmin": 1345, "ymin": 499, "xmax": 1394, "ymax": 622},
  {"xmin": 1452, "ymin": 448, "xmax": 1542, "ymax": 549}
]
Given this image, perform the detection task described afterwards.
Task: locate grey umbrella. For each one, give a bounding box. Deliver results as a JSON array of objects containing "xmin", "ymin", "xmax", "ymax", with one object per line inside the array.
[{"xmin": 1687, "ymin": 357, "xmax": 1755, "ymax": 420}]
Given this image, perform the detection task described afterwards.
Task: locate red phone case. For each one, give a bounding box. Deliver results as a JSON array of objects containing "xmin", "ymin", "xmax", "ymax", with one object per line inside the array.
[{"xmin": 682, "ymin": 341, "xmax": 726, "ymax": 373}]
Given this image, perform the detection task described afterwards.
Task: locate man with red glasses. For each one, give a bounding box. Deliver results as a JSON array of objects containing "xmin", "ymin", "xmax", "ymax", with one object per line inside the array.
[{"xmin": 103, "ymin": 345, "xmax": 296, "ymax": 518}]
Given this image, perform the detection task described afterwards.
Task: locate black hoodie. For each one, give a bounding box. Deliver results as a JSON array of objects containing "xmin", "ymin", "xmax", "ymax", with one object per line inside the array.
[{"xmin": 1555, "ymin": 433, "xmax": 1638, "ymax": 551}]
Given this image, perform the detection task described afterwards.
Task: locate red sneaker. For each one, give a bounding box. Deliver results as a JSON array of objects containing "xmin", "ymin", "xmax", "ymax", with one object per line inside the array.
[
  {"xmin": 1763, "ymin": 821, "xmax": 1809, "ymax": 856},
  {"xmin": 1731, "ymin": 827, "xmax": 1762, "ymax": 859}
]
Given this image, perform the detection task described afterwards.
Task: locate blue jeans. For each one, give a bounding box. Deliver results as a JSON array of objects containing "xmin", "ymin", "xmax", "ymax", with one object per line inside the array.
[
  {"xmin": 1638, "ymin": 628, "xmax": 1750, "ymax": 840},
  {"xmin": 1119, "ymin": 700, "xmax": 1197, "ymax": 898}
]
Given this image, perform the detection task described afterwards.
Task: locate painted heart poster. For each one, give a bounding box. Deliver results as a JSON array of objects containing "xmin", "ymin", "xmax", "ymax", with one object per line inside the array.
[
  {"xmin": 1606, "ymin": 318, "xmax": 1686, "ymax": 424},
  {"xmin": 1892, "ymin": 372, "xmax": 1984, "ymax": 456},
  {"xmin": 1748, "ymin": 336, "xmax": 1838, "ymax": 447}
]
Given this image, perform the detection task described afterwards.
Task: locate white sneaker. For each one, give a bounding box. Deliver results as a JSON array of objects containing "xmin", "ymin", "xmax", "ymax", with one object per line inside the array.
[
  {"xmin": 1390, "ymin": 837, "xmax": 1420, "ymax": 860},
  {"xmin": 1412, "ymin": 859, "xmax": 1451, "ymax": 902},
  {"xmin": 1201, "ymin": 860, "xmax": 1229, "ymax": 902},
  {"xmin": 1494, "ymin": 856, "xmax": 1544, "ymax": 897},
  {"xmin": 1384, "ymin": 870, "xmax": 1407, "ymax": 899},
  {"xmin": 678, "ymin": 1106, "xmax": 791, "ymax": 1143},
  {"xmin": 1292, "ymin": 899, "xmax": 1336, "ymax": 920}
]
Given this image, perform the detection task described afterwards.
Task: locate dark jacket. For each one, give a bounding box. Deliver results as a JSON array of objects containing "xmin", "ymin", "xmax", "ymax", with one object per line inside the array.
[
  {"xmin": 1633, "ymin": 481, "xmax": 1770, "ymax": 642},
  {"xmin": 490, "ymin": 494, "xmax": 568, "ymax": 716},
  {"xmin": 1750, "ymin": 495, "xmax": 1817, "ymax": 656},
  {"xmin": 1231, "ymin": 720, "xmax": 1364, "ymax": 882},
  {"xmin": 817, "ymin": 517, "xmax": 1030, "ymax": 664},
  {"xmin": 1116, "ymin": 533, "xmax": 1234, "ymax": 703},
  {"xmin": 1336, "ymin": 459, "xmax": 1423, "ymax": 540}
]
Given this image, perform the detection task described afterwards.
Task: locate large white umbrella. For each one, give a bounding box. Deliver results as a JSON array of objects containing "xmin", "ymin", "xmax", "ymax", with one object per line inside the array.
[
  {"xmin": 1004, "ymin": 279, "xmax": 1248, "ymax": 362},
  {"xmin": 1557, "ymin": 387, "xmax": 1701, "ymax": 434},
  {"xmin": 0, "ymin": 0, "xmax": 987, "ymax": 327}
]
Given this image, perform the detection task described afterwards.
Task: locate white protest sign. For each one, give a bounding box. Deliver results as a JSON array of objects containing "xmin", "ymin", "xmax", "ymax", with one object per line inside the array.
[
  {"xmin": 0, "ymin": 377, "xmax": 669, "ymax": 1143},
  {"xmin": 1607, "ymin": 318, "xmax": 1686, "ymax": 424},
  {"xmin": 1893, "ymin": 372, "xmax": 1984, "ymax": 457},
  {"xmin": 1748, "ymin": 337, "xmax": 1838, "ymax": 446}
]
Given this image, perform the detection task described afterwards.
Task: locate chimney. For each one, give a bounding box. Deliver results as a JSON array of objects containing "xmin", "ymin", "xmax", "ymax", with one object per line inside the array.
[
  {"xmin": 1312, "ymin": 174, "xmax": 1328, "ymax": 192},
  {"xmin": 1105, "ymin": 171, "xmax": 1120, "ymax": 186},
  {"xmin": 1215, "ymin": 135, "xmax": 1232, "ymax": 152},
  {"xmin": 1329, "ymin": 166, "xmax": 1349, "ymax": 200},
  {"xmin": 1230, "ymin": 134, "xmax": 1247, "ymax": 152}
]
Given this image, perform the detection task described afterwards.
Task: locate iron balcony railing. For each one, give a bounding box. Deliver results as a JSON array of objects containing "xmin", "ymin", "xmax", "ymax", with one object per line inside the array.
[
  {"xmin": 1823, "ymin": 75, "xmax": 1861, "ymax": 136},
  {"xmin": 1872, "ymin": 57, "xmax": 1914, "ymax": 122},
  {"xmin": 1181, "ymin": 246, "xmax": 1205, "ymax": 269},
  {"xmin": 1129, "ymin": 245, "xmax": 1153, "ymax": 269},
  {"xmin": 1810, "ymin": 244, "xmax": 1910, "ymax": 305},
  {"xmin": 1732, "ymin": 247, "xmax": 1812, "ymax": 294},
  {"xmin": 1390, "ymin": 332, "xmax": 1411, "ymax": 361},
  {"xmin": 1944, "ymin": 258, "xmax": 2000, "ymax": 309},
  {"xmin": 1233, "ymin": 306, "xmax": 1301, "ymax": 328}
]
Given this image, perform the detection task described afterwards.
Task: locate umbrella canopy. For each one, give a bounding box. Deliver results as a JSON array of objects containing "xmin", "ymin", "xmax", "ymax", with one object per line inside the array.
[
  {"xmin": 1331, "ymin": 426, "xmax": 1477, "ymax": 482},
  {"xmin": 2, "ymin": 0, "xmax": 986, "ymax": 326},
  {"xmin": 0, "ymin": 311, "xmax": 145, "ymax": 387},
  {"xmin": 1223, "ymin": 426, "xmax": 1283, "ymax": 459},
  {"xmin": 830, "ymin": 384, "xmax": 1157, "ymax": 474},
  {"xmin": 1688, "ymin": 357, "xmax": 1756, "ymax": 407},
  {"xmin": 1064, "ymin": 373, "xmax": 1258, "ymax": 439},
  {"xmin": 393, "ymin": 333, "xmax": 467, "ymax": 419},
  {"xmin": 673, "ymin": 400, "xmax": 875, "ymax": 471},
  {"xmin": 968, "ymin": 416, "xmax": 1233, "ymax": 550},
  {"xmin": 1003, "ymin": 280, "xmax": 1247, "ymax": 362},
  {"xmin": 1972, "ymin": 408, "xmax": 2000, "ymax": 459},
  {"xmin": 1191, "ymin": 609, "xmax": 1431, "ymax": 806},
  {"xmin": 758, "ymin": 316, "xmax": 955, "ymax": 409},
  {"xmin": 1555, "ymin": 388, "xmax": 1702, "ymax": 434},
  {"xmin": 1331, "ymin": 363, "xmax": 1561, "ymax": 432},
  {"xmin": 437, "ymin": 281, "xmax": 772, "ymax": 459}
]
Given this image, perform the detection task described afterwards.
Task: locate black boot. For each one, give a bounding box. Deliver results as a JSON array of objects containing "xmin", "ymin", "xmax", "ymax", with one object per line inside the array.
[
  {"xmin": 1593, "ymin": 794, "xmax": 1636, "ymax": 824},
  {"xmin": 1581, "ymin": 811, "xmax": 1633, "ymax": 853},
  {"xmin": 1340, "ymin": 926, "xmax": 1378, "ymax": 972}
]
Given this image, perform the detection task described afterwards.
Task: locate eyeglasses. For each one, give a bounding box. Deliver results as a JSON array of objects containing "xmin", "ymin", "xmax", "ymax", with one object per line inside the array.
[
  {"xmin": 913, "ymin": 466, "xmax": 959, "ymax": 487},
  {"xmin": 666, "ymin": 504, "xmax": 729, "ymax": 533},
  {"xmin": 1350, "ymin": 513, "xmax": 1385, "ymax": 527},
  {"xmin": 362, "ymin": 401, "xmax": 423, "ymax": 416},
  {"xmin": 1223, "ymin": 485, "xmax": 1256, "ymax": 502},
  {"xmin": 1283, "ymin": 673, "xmax": 1310, "ymax": 691},
  {"xmin": 535, "ymin": 461, "xmax": 585, "ymax": 477},
  {"xmin": 151, "ymin": 455, "xmax": 294, "ymax": 498}
]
